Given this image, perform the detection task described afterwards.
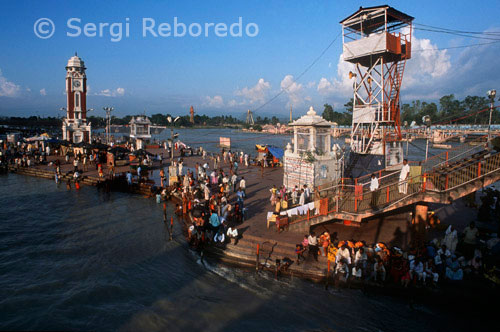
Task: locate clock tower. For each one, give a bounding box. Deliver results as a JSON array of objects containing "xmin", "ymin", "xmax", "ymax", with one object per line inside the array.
[{"xmin": 62, "ymin": 52, "xmax": 92, "ymax": 143}]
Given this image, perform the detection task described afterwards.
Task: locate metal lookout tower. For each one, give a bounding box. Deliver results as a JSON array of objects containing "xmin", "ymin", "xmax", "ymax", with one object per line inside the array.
[
  {"xmin": 340, "ymin": 6, "xmax": 413, "ymax": 177},
  {"xmin": 246, "ymin": 109, "xmax": 255, "ymax": 125}
]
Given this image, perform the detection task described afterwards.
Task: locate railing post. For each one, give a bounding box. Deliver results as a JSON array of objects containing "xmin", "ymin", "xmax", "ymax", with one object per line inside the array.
[
  {"xmin": 446, "ymin": 151, "xmax": 449, "ymax": 165},
  {"xmin": 354, "ymin": 178, "xmax": 358, "ymax": 212},
  {"xmin": 256, "ymin": 244, "xmax": 260, "ymax": 272},
  {"xmin": 478, "ymin": 162, "xmax": 481, "ymax": 177},
  {"xmin": 445, "ymin": 174, "xmax": 448, "ymax": 190},
  {"xmin": 307, "ymin": 209, "xmax": 310, "ymax": 221},
  {"xmin": 386, "ymin": 186, "xmax": 390, "ymax": 203}
]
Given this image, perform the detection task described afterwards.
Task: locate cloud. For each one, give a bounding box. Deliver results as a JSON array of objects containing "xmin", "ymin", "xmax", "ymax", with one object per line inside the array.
[
  {"xmin": 317, "ymin": 77, "xmax": 336, "ymax": 96},
  {"xmin": 307, "ymin": 81, "xmax": 316, "ymax": 88},
  {"xmin": 0, "ymin": 69, "xmax": 21, "ymax": 97},
  {"xmin": 228, "ymin": 99, "xmax": 238, "ymax": 107},
  {"xmin": 280, "ymin": 74, "xmax": 303, "ymax": 106},
  {"xmin": 235, "ymin": 78, "xmax": 271, "ymax": 104},
  {"xmin": 97, "ymin": 87, "xmax": 125, "ymax": 97},
  {"xmin": 403, "ymin": 29, "xmax": 451, "ymax": 90},
  {"xmin": 204, "ymin": 95, "xmax": 224, "ymax": 108},
  {"xmin": 40, "ymin": 88, "xmax": 46, "ymax": 96}
]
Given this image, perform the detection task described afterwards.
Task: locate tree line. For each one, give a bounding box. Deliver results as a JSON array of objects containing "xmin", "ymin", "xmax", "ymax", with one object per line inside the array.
[
  {"xmin": 1, "ymin": 94, "xmax": 497, "ymax": 130},
  {"xmin": 321, "ymin": 94, "xmax": 499, "ymax": 126}
]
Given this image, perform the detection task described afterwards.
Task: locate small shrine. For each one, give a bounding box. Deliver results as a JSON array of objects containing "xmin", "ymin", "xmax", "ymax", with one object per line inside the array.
[
  {"xmin": 283, "ymin": 106, "xmax": 343, "ymax": 190},
  {"xmin": 129, "ymin": 116, "xmax": 151, "ymax": 149}
]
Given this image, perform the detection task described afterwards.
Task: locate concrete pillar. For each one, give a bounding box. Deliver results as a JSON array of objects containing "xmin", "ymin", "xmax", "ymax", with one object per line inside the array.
[
  {"xmin": 293, "ymin": 127, "xmax": 298, "ymax": 154},
  {"xmin": 309, "ymin": 127, "xmax": 316, "ymax": 151},
  {"xmin": 326, "ymin": 130, "xmax": 331, "ymax": 153},
  {"xmin": 414, "ymin": 204, "xmax": 428, "ymax": 224}
]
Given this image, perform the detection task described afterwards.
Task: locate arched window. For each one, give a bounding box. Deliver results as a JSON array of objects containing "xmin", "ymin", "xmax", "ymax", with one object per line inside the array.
[{"xmin": 75, "ymin": 93, "xmax": 80, "ymax": 108}]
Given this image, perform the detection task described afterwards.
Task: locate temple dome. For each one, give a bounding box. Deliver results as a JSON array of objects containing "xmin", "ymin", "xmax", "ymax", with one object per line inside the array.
[{"xmin": 289, "ymin": 106, "xmax": 334, "ymax": 127}]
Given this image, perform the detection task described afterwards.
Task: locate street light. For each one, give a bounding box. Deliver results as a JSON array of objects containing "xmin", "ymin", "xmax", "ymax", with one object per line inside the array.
[
  {"xmin": 167, "ymin": 115, "xmax": 180, "ymax": 160},
  {"xmin": 487, "ymin": 90, "xmax": 496, "ymax": 141},
  {"xmin": 422, "ymin": 115, "xmax": 432, "ymax": 160},
  {"xmin": 103, "ymin": 107, "xmax": 114, "ymax": 144}
]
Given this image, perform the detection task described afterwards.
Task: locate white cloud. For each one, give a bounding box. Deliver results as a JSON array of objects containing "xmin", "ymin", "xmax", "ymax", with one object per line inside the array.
[
  {"xmin": 403, "ymin": 30, "xmax": 451, "ymax": 89},
  {"xmin": 235, "ymin": 78, "xmax": 271, "ymax": 104},
  {"xmin": 317, "ymin": 77, "xmax": 336, "ymax": 96},
  {"xmin": 97, "ymin": 87, "xmax": 125, "ymax": 97},
  {"xmin": 0, "ymin": 69, "xmax": 21, "ymax": 97},
  {"xmin": 307, "ymin": 81, "xmax": 316, "ymax": 88},
  {"xmin": 280, "ymin": 74, "xmax": 303, "ymax": 106},
  {"xmin": 115, "ymin": 87, "xmax": 125, "ymax": 96},
  {"xmin": 204, "ymin": 95, "xmax": 224, "ymax": 108},
  {"xmin": 40, "ymin": 88, "xmax": 46, "ymax": 96},
  {"xmin": 228, "ymin": 99, "xmax": 238, "ymax": 107}
]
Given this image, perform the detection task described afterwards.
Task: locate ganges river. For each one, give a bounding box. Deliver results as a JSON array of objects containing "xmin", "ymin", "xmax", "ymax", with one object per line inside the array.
[{"xmin": 0, "ymin": 129, "xmax": 481, "ymax": 331}]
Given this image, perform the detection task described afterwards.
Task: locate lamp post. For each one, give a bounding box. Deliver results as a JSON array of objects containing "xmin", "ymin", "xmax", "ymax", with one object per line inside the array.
[
  {"xmin": 487, "ymin": 90, "xmax": 496, "ymax": 141},
  {"xmin": 422, "ymin": 115, "xmax": 431, "ymax": 160},
  {"xmin": 167, "ymin": 116, "xmax": 180, "ymax": 160},
  {"xmin": 103, "ymin": 107, "xmax": 114, "ymax": 144}
]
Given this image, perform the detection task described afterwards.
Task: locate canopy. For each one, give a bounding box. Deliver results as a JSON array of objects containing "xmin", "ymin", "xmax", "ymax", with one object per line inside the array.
[
  {"xmin": 89, "ymin": 142, "xmax": 109, "ymax": 150},
  {"xmin": 266, "ymin": 146, "xmax": 284, "ymax": 159},
  {"xmin": 109, "ymin": 146, "xmax": 130, "ymax": 154},
  {"xmin": 132, "ymin": 149, "xmax": 154, "ymax": 157},
  {"xmin": 26, "ymin": 135, "xmax": 50, "ymax": 142}
]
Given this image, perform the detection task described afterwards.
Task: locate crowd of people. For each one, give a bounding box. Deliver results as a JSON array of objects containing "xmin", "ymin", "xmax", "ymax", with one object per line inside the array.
[
  {"xmin": 293, "ymin": 219, "xmax": 499, "ymax": 288},
  {"xmin": 160, "ymin": 148, "xmax": 253, "ymax": 248}
]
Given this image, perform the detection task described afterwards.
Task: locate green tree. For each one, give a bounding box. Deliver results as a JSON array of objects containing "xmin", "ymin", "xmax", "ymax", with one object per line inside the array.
[
  {"xmin": 253, "ymin": 124, "xmax": 262, "ymax": 131},
  {"xmin": 344, "ymin": 98, "xmax": 354, "ymax": 113},
  {"xmin": 322, "ymin": 103, "xmax": 335, "ymax": 122}
]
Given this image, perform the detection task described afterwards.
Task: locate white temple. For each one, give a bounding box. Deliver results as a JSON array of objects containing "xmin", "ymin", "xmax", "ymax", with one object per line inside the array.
[
  {"xmin": 129, "ymin": 116, "xmax": 151, "ymax": 149},
  {"xmin": 283, "ymin": 106, "xmax": 343, "ymax": 190}
]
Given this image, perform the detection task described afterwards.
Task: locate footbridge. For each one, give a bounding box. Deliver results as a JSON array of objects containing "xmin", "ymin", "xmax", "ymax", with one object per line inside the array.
[{"xmin": 287, "ymin": 137, "xmax": 500, "ymax": 232}]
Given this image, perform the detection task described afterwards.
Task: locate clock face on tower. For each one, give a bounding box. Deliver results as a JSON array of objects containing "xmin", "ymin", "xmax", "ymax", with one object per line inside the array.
[{"xmin": 73, "ymin": 80, "xmax": 81, "ymax": 88}]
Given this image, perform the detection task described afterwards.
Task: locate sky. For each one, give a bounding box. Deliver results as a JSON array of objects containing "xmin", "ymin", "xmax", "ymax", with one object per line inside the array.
[{"xmin": 0, "ymin": 0, "xmax": 500, "ymax": 119}]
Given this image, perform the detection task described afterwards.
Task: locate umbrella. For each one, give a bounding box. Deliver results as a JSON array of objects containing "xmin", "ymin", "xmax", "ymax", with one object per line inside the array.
[
  {"xmin": 109, "ymin": 146, "xmax": 130, "ymax": 154},
  {"xmin": 90, "ymin": 142, "xmax": 109, "ymax": 150},
  {"xmin": 132, "ymin": 149, "xmax": 154, "ymax": 157}
]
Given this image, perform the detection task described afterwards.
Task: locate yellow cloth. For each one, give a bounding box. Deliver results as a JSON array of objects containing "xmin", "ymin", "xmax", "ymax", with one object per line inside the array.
[{"xmin": 409, "ymin": 166, "xmax": 422, "ymax": 183}]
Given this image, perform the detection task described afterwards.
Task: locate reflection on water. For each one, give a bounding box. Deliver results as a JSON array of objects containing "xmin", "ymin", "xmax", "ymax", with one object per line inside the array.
[{"xmin": 0, "ymin": 173, "xmax": 475, "ymax": 331}]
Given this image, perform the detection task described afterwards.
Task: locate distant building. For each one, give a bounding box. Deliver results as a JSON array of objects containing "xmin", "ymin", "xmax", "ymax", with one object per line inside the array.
[
  {"xmin": 129, "ymin": 116, "xmax": 151, "ymax": 149},
  {"xmin": 62, "ymin": 53, "xmax": 92, "ymax": 143}
]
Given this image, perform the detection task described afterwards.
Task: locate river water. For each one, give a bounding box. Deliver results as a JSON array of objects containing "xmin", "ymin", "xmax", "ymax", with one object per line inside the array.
[{"xmin": 0, "ymin": 129, "xmax": 473, "ymax": 331}]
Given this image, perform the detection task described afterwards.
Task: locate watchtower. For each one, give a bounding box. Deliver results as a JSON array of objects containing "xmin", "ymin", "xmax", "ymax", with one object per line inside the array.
[
  {"xmin": 341, "ymin": 6, "xmax": 413, "ymax": 172},
  {"xmin": 246, "ymin": 109, "xmax": 255, "ymax": 125},
  {"xmin": 189, "ymin": 106, "xmax": 195, "ymax": 124}
]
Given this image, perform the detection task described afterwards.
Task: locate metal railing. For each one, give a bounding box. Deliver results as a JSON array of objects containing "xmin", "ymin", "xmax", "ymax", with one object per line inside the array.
[{"xmin": 288, "ymin": 150, "xmax": 500, "ymax": 227}]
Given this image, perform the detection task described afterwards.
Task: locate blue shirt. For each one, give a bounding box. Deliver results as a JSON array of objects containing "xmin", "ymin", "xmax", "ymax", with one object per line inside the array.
[{"xmin": 209, "ymin": 213, "xmax": 220, "ymax": 228}]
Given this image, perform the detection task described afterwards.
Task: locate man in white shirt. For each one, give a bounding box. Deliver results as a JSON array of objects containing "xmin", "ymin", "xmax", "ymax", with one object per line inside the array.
[
  {"xmin": 398, "ymin": 159, "xmax": 410, "ymax": 194},
  {"xmin": 303, "ymin": 185, "xmax": 310, "ymax": 203},
  {"xmin": 307, "ymin": 232, "xmax": 318, "ymax": 261},
  {"xmin": 239, "ymin": 176, "xmax": 246, "ymax": 196},
  {"xmin": 291, "ymin": 185, "xmax": 298, "ymax": 205},
  {"xmin": 370, "ymin": 173, "xmax": 379, "ymax": 208},
  {"xmin": 299, "ymin": 189, "xmax": 306, "ymax": 206}
]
